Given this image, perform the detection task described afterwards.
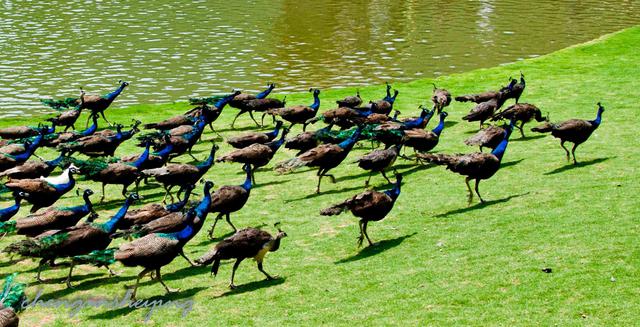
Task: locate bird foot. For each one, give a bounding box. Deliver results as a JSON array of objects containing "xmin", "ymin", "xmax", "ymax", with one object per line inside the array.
[
  {"xmin": 66, "ymin": 280, "xmax": 74, "ymax": 289},
  {"xmin": 266, "ymin": 275, "xmax": 279, "ymax": 281},
  {"xmin": 356, "ymin": 236, "xmax": 364, "ymax": 248},
  {"xmin": 165, "ymin": 287, "xmax": 181, "ymax": 294},
  {"xmin": 229, "ymin": 283, "xmax": 237, "ymax": 290}
]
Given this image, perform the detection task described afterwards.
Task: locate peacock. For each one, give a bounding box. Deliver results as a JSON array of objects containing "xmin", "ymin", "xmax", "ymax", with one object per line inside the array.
[
  {"xmin": 146, "ymin": 91, "xmax": 239, "ymax": 131},
  {"xmin": 4, "ymin": 164, "xmax": 80, "ymax": 213},
  {"xmin": 356, "ymin": 144, "xmax": 402, "ymax": 186},
  {"xmin": 463, "ymin": 124, "xmax": 508, "ymax": 152},
  {"xmin": 196, "ymin": 223, "xmax": 287, "ymax": 289},
  {"xmin": 0, "ymin": 273, "xmax": 26, "ymax": 327},
  {"xmin": 59, "ymin": 121, "xmax": 140, "ymax": 157},
  {"xmin": 366, "ymin": 82, "xmax": 399, "ymax": 115},
  {"xmin": 0, "ymin": 130, "xmax": 47, "ymax": 172},
  {"xmin": 216, "ymin": 128, "xmax": 289, "ymax": 184},
  {"xmin": 454, "ymin": 77, "xmax": 513, "ymax": 103},
  {"xmin": 404, "ymin": 111, "xmax": 448, "ymax": 156},
  {"xmin": 418, "ymin": 120, "xmax": 514, "ymax": 204},
  {"xmin": 275, "ymin": 126, "xmax": 363, "ymax": 193},
  {"xmin": 227, "ymin": 84, "xmax": 284, "ymax": 128},
  {"xmin": 0, "ymin": 192, "xmax": 27, "ymax": 222},
  {"xmin": 118, "ymin": 183, "xmax": 196, "ymax": 230},
  {"xmin": 227, "ymin": 120, "xmax": 284, "ymax": 149},
  {"xmin": 321, "ymin": 172, "xmax": 402, "ymax": 247},
  {"xmin": 0, "ymin": 151, "xmax": 68, "ymax": 180},
  {"xmin": 155, "ymin": 117, "xmax": 208, "ymax": 161},
  {"xmin": 112, "ymin": 200, "xmax": 198, "ymax": 241},
  {"xmin": 307, "ymin": 106, "xmax": 374, "ymax": 130},
  {"xmin": 0, "ymin": 122, "xmax": 56, "ymax": 140},
  {"xmin": 492, "ymin": 103, "xmax": 546, "ymax": 138},
  {"xmin": 0, "ymin": 189, "xmax": 96, "ymax": 237},
  {"xmin": 266, "ymin": 88, "xmax": 320, "ymax": 131},
  {"xmin": 336, "ymin": 90, "xmax": 362, "ymax": 108},
  {"xmin": 531, "ymin": 102, "xmax": 604, "ymax": 164},
  {"xmin": 45, "ymin": 89, "xmax": 85, "ymax": 131},
  {"xmin": 431, "ymin": 84, "xmax": 451, "ymax": 113},
  {"xmin": 206, "ymin": 164, "xmax": 253, "ymax": 238},
  {"xmin": 284, "ymin": 124, "xmax": 338, "ymax": 155},
  {"xmin": 462, "ymin": 87, "xmax": 511, "ymax": 129},
  {"xmin": 41, "ymin": 81, "xmax": 129, "ymax": 127},
  {"xmin": 141, "ymin": 143, "xmax": 218, "ymax": 202},
  {"xmin": 118, "ymin": 139, "xmax": 165, "ymax": 170},
  {"xmin": 42, "ymin": 114, "xmax": 99, "ymax": 148},
  {"xmin": 504, "ymin": 72, "xmax": 525, "ymax": 103},
  {"xmin": 3, "ymin": 193, "xmax": 140, "ymax": 285}
]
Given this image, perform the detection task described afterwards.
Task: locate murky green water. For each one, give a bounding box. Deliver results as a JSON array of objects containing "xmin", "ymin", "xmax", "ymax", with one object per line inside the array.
[{"xmin": 0, "ymin": 0, "xmax": 638, "ymax": 116}]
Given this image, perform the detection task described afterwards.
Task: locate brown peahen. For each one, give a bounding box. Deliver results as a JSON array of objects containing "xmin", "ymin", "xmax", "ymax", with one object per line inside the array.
[
  {"xmin": 45, "ymin": 89, "xmax": 85, "ymax": 131},
  {"xmin": 462, "ymin": 88, "xmax": 510, "ymax": 129},
  {"xmin": 206, "ymin": 164, "xmax": 253, "ymax": 238},
  {"xmin": 4, "ymin": 164, "xmax": 80, "ymax": 213},
  {"xmin": 356, "ymin": 144, "xmax": 402, "ymax": 186},
  {"xmin": 217, "ymin": 129, "xmax": 289, "ymax": 184},
  {"xmin": 321, "ymin": 172, "xmax": 402, "ymax": 247},
  {"xmin": 366, "ymin": 82, "xmax": 399, "ymax": 115},
  {"xmin": 492, "ymin": 103, "xmax": 546, "ymax": 137},
  {"xmin": 531, "ymin": 102, "xmax": 604, "ymax": 164},
  {"xmin": 404, "ymin": 111, "xmax": 448, "ymax": 156},
  {"xmin": 336, "ymin": 90, "xmax": 362, "ymax": 108},
  {"xmin": 504, "ymin": 72, "xmax": 525, "ymax": 103},
  {"xmin": 266, "ymin": 88, "xmax": 320, "ymax": 131},
  {"xmin": 117, "ymin": 183, "xmax": 196, "ymax": 230},
  {"xmin": 464, "ymin": 124, "xmax": 509, "ymax": 152},
  {"xmin": 227, "ymin": 120, "xmax": 284, "ymax": 149},
  {"xmin": 196, "ymin": 224, "xmax": 287, "ymax": 289},
  {"xmin": 0, "ymin": 189, "xmax": 97, "ymax": 237},
  {"xmin": 431, "ymin": 84, "xmax": 451, "ymax": 113},
  {"xmin": 275, "ymin": 126, "xmax": 363, "ymax": 193},
  {"xmin": 0, "ymin": 150, "xmax": 67, "ymax": 180},
  {"xmin": 42, "ymin": 114, "xmax": 99, "ymax": 148},
  {"xmin": 58, "ymin": 121, "xmax": 140, "ymax": 157},
  {"xmin": 418, "ymin": 120, "xmax": 514, "ymax": 204}
]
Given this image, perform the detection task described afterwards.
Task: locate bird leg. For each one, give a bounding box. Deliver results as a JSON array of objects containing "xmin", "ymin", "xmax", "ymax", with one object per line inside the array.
[
  {"xmin": 257, "ymin": 261, "xmax": 276, "ymax": 280},
  {"xmin": 100, "ymin": 111, "xmax": 112, "ymax": 127},
  {"xmin": 365, "ymin": 172, "xmax": 373, "ymax": 187},
  {"xmin": 156, "ymin": 268, "xmax": 180, "ymax": 294},
  {"xmin": 36, "ymin": 258, "xmax": 49, "ymax": 282},
  {"xmin": 380, "ymin": 170, "xmax": 393, "ymax": 184},
  {"xmin": 161, "ymin": 185, "xmax": 170, "ymax": 204},
  {"xmin": 362, "ymin": 220, "xmax": 374, "ymax": 246},
  {"xmin": 65, "ymin": 262, "xmax": 76, "ymax": 289},
  {"xmin": 179, "ymin": 249, "xmax": 196, "ymax": 267},
  {"xmin": 248, "ymin": 111, "xmax": 260, "ymax": 127},
  {"xmin": 100, "ymin": 183, "xmax": 106, "ymax": 203},
  {"xmin": 356, "ymin": 220, "xmax": 365, "ymax": 247},
  {"xmin": 474, "ymin": 179, "xmax": 484, "ymax": 203},
  {"xmin": 302, "ymin": 122, "xmax": 308, "ymax": 132},
  {"xmin": 465, "ymin": 176, "xmax": 474, "ymax": 205},
  {"xmin": 226, "ymin": 213, "xmax": 237, "ymax": 232},
  {"xmin": 106, "ymin": 265, "xmax": 118, "ymax": 277},
  {"xmin": 560, "ymin": 141, "xmax": 570, "ymax": 162},
  {"xmin": 229, "ymin": 258, "xmax": 243, "ymax": 289},
  {"xmin": 231, "ymin": 112, "xmax": 243, "ymax": 129},
  {"xmin": 571, "ymin": 143, "xmax": 579, "ymax": 165},
  {"xmin": 316, "ymin": 169, "xmax": 325, "ymax": 194},
  {"xmin": 128, "ymin": 268, "xmax": 151, "ymax": 300},
  {"xmin": 207, "ymin": 213, "xmax": 223, "ymax": 239},
  {"xmin": 121, "ymin": 184, "xmax": 128, "ymax": 198},
  {"xmin": 518, "ymin": 121, "xmax": 526, "ymax": 138}
]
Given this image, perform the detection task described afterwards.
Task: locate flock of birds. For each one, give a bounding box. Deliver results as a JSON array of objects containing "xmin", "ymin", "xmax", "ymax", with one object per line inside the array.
[{"xmin": 0, "ymin": 75, "xmax": 605, "ymax": 326}]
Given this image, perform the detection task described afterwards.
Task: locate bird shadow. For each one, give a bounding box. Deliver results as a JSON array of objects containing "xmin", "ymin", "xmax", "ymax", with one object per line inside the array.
[
  {"xmin": 544, "ymin": 157, "xmax": 612, "ymax": 175},
  {"xmin": 39, "ymin": 273, "xmax": 137, "ymax": 301},
  {"xmin": 195, "ymin": 231, "xmax": 236, "ymax": 246},
  {"xmin": 284, "ymin": 185, "xmax": 364, "ymax": 203},
  {"xmin": 512, "ymin": 134, "xmax": 546, "ymax": 142},
  {"xmin": 215, "ymin": 277, "xmax": 286, "ymax": 298},
  {"xmin": 253, "ymin": 179, "xmax": 290, "ymax": 189},
  {"xmin": 443, "ymin": 121, "xmax": 458, "ymax": 128},
  {"xmin": 217, "ymin": 125, "xmax": 261, "ymax": 133},
  {"xmin": 501, "ymin": 158, "xmax": 525, "ymax": 169},
  {"xmin": 138, "ymin": 265, "xmax": 211, "ymax": 285},
  {"xmin": 86, "ymin": 286, "xmax": 208, "ymax": 320},
  {"xmin": 435, "ymin": 192, "xmax": 530, "ymax": 218},
  {"xmin": 334, "ymin": 233, "xmax": 417, "ymax": 264}
]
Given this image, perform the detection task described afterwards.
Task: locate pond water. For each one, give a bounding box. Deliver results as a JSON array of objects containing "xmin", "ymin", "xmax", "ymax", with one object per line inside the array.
[{"xmin": 1, "ymin": 0, "xmax": 639, "ymax": 116}]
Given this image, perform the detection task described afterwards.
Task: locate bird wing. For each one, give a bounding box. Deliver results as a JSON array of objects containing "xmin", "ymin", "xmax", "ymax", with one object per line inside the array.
[
  {"xmin": 210, "ymin": 186, "xmax": 245, "ymax": 209},
  {"xmin": 214, "ymin": 228, "xmax": 273, "ymax": 259},
  {"xmin": 218, "ymin": 144, "xmax": 272, "ymax": 162},
  {"xmin": 115, "ymin": 233, "xmax": 179, "ymax": 262},
  {"xmin": 5, "ymin": 179, "xmax": 56, "ymax": 193},
  {"xmin": 464, "ymin": 126, "xmax": 505, "ymax": 146}
]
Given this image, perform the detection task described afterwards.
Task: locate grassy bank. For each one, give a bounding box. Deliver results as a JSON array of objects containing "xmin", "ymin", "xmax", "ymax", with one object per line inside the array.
[{"xmin": 1, "ymin": 26, "xmax": 639, "ymax": 326}]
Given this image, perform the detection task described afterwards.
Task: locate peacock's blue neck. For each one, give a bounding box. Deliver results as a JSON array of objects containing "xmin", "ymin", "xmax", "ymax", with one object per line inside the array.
[
  {"xmin": 491, "ymin": 133, "xmax": 511, "ymax": 161},
  {"xmin": 196, "ymin": 147, "xmax": 216, "ymax": 171},
  {"xmin": 104, "ymin": 83, "xmax": 127, "ymax": 102},
  {"xmin": 52, "ymin": 173, "xmax": 75, "ymax": 192},
  {"xmin": 384, "ymin": 179, "xmax": 402, "ymax": 200},
  {"xmin": 102, "ymin": 197, "xmax": 133, "ymax": 234},
  {"xmin": 242, "ymin": 169, "xmax": 253, "ymax": 191},
  {"xmin": 214, "ymin": 93, "xmax": 237, "ymax": 110},
  {"xmin": 0, "ymin": 199, "xmax": 21, "ymax": 221},
  {"xmin": 81, "ymin": 119, "xmax": 98, "ymax": 136},
  {"xmin": 310, "ymin": 93, "xmax": 320, "ymax": 111},
  {"xmin": 256, "ymin": 84, "xmax": 275, "ymax": 99},
  {"xmin": 432, "ymin": 114, "xmax": 446, "ymax": 136},
  {"xmin": 593, "ymin": 109, "xmax": 603, "ymax": 126},
  {"xmin": 154, "ymin": 143, "xmax": 174, "ymax": 158},
  {"xmin": 166, "ymin": 187, "xmax": 193, "ymax": 212},
  {"xmin": 195, "ymin": 184, "xmax": 213, "ymax": 217},
  {"xmin": 174, "ymin": 224, "xmax": 195, "ymax": 241},
  {"xmin": 131, "ymin": 143, "xmax": 151, "ymax": 169},
  {"xmin": 265, "ymin": 124, "xmax": 281, "ymax": 139},
  {"xmin": 46, "ymin": 153, "xmax": 65, "ymax": 168},
  {"xmin": 338, "ymin": 128, "xmax": 362, "ymax": 150},
  {"xmin": 82, "ymin": 193, "xmax": 93, "ymax": 212}
]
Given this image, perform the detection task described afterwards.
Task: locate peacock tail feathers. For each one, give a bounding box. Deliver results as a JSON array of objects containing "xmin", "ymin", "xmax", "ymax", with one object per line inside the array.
[
  {"xmin": 41, "ymin": 98, "xmax": 79, "ymax": 110},
  {"xmin": 62, "ymin": 157, "xmax": 108, "ymax": 177},
  {"xmin": 72, "ymin": 248, "xmax": 116, "ymax": 267},
  {"xmin": 0, "ymin": 221, "xmax": 17, "ymax": 235},
  {"xmin": 189, "ymin": 95, "xmax": 225, "ymax": 106},
  {"xmin": 40, "ymin": 232, "xmax": 69, "ymax": 248},
  {"xmin": 274, "ymin": 157, "xmax": 307, "ymax": 174},
  {"xmin": 0, "ymin": 184, "xmax": 9, "ymax": 195},
  {"xmin": 0, "ymin": 273, "xmax": 26, "ymax": 312}
]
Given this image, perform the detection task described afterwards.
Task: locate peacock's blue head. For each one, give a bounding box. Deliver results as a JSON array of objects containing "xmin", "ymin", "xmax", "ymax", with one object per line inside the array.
[
  {"xmin": 83, "ymin": 189, "xmax": 95, "ymax": 197},
  {"xmin": 118, "ymin": 80, "xmax": 130, "ymax": 88},
  {"xmin": 243, "ymin": 163, "xmax": 252, "ymax": 174},
  {"xmin": 203, "ymin": 180, "xmax": 214, "ymax": 192},
  {"xmin": 597, "ymin": 102, "xmax": 605, "ymax": 114},
  {"xmin": 127, "ymin": 192, "xmax": 142, "ymax": 203}
]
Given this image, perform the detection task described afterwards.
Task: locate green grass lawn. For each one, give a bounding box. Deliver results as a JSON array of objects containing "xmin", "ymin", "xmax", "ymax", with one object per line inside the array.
[{"xmin": 1, "ymin": 26, "xmax": 639, "ymax": 326}]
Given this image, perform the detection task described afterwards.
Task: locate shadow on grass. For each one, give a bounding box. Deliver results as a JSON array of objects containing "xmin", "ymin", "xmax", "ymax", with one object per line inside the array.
[
  {"xmin": 217, "ymin": 125, "xmax": 262, "ymax": 133},
  {"xmin": 501, "ymin": 158, "xmax": 525, "ymax": 169},
  {"xmin": 512, "ymin": 134, "xmax": 546, "ymax": 141},
  {"xmin": 284, "ymin": 185, "xmax": 364, "ymax": 203},
  {"xmin": 544, "ymin": 157, "xmax": 612, "ymax": 175},
  {"xmin": 87, "ymin": 286, "xmax": 208, "ymax": 320},
  {"xmin": 215, "ymin": 277, "xmax": 286, "ymax": 298},
  {"xmin": 435, "ymin": 192, "xmax": 530, "ymax": 218},
  {"xmin": 443, "ymin": 121, "xmax": 458, "ymax": 128},
  {"xmin": 40, "ymin": 273, "xmax": 137, "ymax": 301},
  {"xmin": 335, "ymin": 232, "xmax": 417, "ymax": 264},
  {"xmin": 253, "ymin": 179, "xmax": 290, "ymax": 189}
]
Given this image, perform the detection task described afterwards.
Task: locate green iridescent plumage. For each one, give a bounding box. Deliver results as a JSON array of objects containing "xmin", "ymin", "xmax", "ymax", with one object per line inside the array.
[
  {"xmin": 0, "ymin": 273, "xmax": 26, "ymax": 311},
  {"xmin": 40, "ymin": 97, "xmax": 79, "ymax": 111},
  {"xmin": 62, "ymin": 157, "xmax": 109, "ymax": 177},
  {"xmin": 72, "ymin": 248, "xmax": 116, "ymax": 267},
  {"xmin": 0, "ymin": 221, "xmax": 17, "ymax": 234},
  {"xmin": 188, "ymin": 95, "xmax": 225, "ymax": 106}
]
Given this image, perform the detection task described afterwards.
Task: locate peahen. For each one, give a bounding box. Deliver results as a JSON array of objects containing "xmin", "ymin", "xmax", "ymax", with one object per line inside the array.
[
  {"xmin": 0, "ymin": 150, "xmax": 68, "ymax": 180},
  {"xmin": 356, "ymin": 144, "xmax": 402, "ymax": 186},
  {"xmin": 4, "ymin": 164, "xmax": 80, "ymax": 213},
  {"xmin": 0, "ymin": 192, "xmax": 27, "ymax": 222},
  {"xmin": 227, "ymin": 84, "xmax": 284, "ymax": 128},
  {"xmin": 418, "ymin": 120, "xmax": 514, "ymax": 204},
  {"xmin": 42, "ymin": 114, "xmax": 99, "ymax": 148},
  {"xmin": 0, "ymin": 130, "xmax": 47, "ymax": 172},
  {"xmin": 462, "ymin": 87, "xmax": 511, "ymax": 129},
  {"xmin": 404, "ymin": 111, "xmax": 448, "ymax": 155},
  {"xmin": 464, "ymin": 124, "xmax": 509, "ymax": 152},
  {"xmin": 504, "ymin": 72, "xmax": 525, "ymax": 103},
  {"xmin": 431, "ymin": 84, "xmax": 451, "ymax": 113},
  {"xmin": 3, "ymin": 193, "xmax": 140, "ymax": 285},
  {"xmin": 196, "ymin": 224, "xmax": 287, "ymax": 289},
  {"xmin": 59, "ymin": 121, "xmax": 140, "ymax": 157},
  {"xmin": 0, "ymin": 122, "xmax": 56, "ymax": 140},
  {"xmin": 366, "ymin": 82, "xmax": 399, "ymax": 115},
  {"xmin": 41, "ymin": 81, "xmax": 129, "ymax": 127},
  {"xmin": 118, "ymin": 183, "xmax": 196, "ymax": 230},
  {"xmin": 492, "ymin": 103, "xmax": 546, "ymax": 138},
  {"xmin": 284, "ymin": 124, "xmax": 337, "ymax": 155},
  {"xmin": 216, "ymin": 128, "xmax": 289, "ymax": 184},
  {"xmin": 146, "ymin": 91, "xmax": 239, "ymax": 131},
  {"xmin": 0, "ymin": 273, "xmax": 26, "ymax": 327},
  {"xmin": 307, "ymin": 106, "xmax": 374, "ymax": 130},
  {"xmin": 227, "ymin": 120, "xmax": 284, "ymax": 149},
  {"xmin": 275, "ymin": 126, "xmax": 363, "ymax": 193},
  {"xmin": 266, "ymin": 88, "xmax": 320, "ymax": 131},
  {"xmin": 141, "ymin": 143, "xmax": 218, "ymax": 202},
  {"xmin": 531, "ymin": 102, "xmax": 604, "ymax": 164},
  {"xmin": 321, "ymin": 172, "xmax": 402, "ymax": 247},
  {"xmin": 45, "ymin": 89, "xmax": 85, "ymax": 131},
  {"xmin": 206, "ymin": 164, "xmax": 253, "ymax": 238},
  {"xmin": 113, "ymin": 199, "xmax": 199, "ymax": 241},
  {"xmin": 336, "ymin": 90, "xmax": 362, "ymax": 108},
  {"xmin": 0, "ymin": 189, "xmax": 97, "ymax": 237}
]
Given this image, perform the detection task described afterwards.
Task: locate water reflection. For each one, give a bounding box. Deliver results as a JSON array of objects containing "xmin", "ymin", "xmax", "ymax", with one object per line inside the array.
[{"xmin": 0, "ymin": 0, "xmax": 638, "ymax": 116}]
